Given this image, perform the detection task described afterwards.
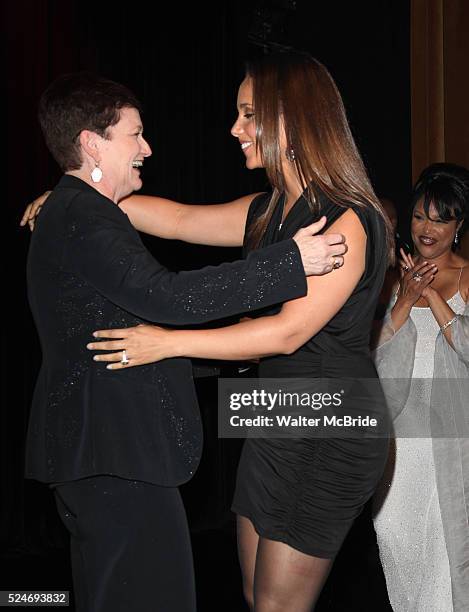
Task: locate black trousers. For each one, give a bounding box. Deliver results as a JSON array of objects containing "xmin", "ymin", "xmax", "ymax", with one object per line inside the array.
[{"xmin": 53, "ymin": 475, "xmax": 196, "ymax": 612}]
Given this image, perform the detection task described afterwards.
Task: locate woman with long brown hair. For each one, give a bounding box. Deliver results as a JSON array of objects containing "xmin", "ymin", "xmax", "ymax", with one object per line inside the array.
[{"xmin": 25, "ymin": 52, "xmax": 392, "ymax": 610}]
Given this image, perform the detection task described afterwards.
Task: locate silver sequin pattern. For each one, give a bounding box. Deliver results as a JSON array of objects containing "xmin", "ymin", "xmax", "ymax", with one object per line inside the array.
[{"xmin": 373, "ymin": 293, "xmax": 466, "ymax": 611}]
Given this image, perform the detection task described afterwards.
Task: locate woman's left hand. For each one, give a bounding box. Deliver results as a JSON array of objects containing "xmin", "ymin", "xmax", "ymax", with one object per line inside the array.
[{"xmin": 86, "ymin": 324, "xmax": 176, "ymax": 369}]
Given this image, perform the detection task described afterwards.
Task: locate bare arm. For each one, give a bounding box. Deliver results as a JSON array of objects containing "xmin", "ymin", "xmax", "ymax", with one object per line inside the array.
[
  {"xmin": 166, "ymin": 209, "xmax": 366, "ymax": 358},
  {"xmin": 119, "ymin": 192, "xmax": 262, "ymax": 247},
  {"xmin": 89, "ymin": 209, "xmax": 365, "ymax": 366},
  {"xmin": 21, "ymin": 190, "xmax": 260, "ymax": 247}
]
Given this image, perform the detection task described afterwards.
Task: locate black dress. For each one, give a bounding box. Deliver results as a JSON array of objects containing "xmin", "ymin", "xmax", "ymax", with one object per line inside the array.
[{"xmin": 232, "ymin": 191, "xmax": 389, "ymax": 559}]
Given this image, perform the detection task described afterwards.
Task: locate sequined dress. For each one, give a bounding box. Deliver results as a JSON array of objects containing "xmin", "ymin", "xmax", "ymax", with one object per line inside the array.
[{"xmin": 373, "ymin": 291, "xmax": 466, "ymax": 611}]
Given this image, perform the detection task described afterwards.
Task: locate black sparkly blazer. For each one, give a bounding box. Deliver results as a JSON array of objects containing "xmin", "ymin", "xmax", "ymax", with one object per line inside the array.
[{"xmin": 25, "ymin": 175, "xmax": 306, "ymax": 486}]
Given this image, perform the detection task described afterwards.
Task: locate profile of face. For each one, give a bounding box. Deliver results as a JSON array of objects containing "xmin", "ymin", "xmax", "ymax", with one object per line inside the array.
[
  {"xmin": 231, "ymin": 76, "xmax": 292, "ymax": 173},
  {"xmin": 231, "ymin": 77, "xmax": 262, "ymax": 170},
  {"xmin": 411, "ymin": 199, "xmax": 461, "ymax": 259},
  {"xmin": 92, "ymin": 106, "xmax": 152, "ymax": 201}
]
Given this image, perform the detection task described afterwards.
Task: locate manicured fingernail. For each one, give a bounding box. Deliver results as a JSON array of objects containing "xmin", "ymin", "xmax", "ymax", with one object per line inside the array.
[
  {"xmin": 106, "ymin": 365, "xmax": 113, "ymax": 370},
  {"xmin": 93, "ymin": 355, "xmax": 99, "ymax": 361},
  {"xmin": 93, "ymin": 332, "xmax": 98, "ymax": 337},
  {"xmin": 86, "ymin": 343, "xmax": 92, "ymax": 349}
]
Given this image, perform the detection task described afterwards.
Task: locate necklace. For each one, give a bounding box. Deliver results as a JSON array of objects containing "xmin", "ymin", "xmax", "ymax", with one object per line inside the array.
[{"xmin": 279, "ymin": 197, "xmax": 286, "ymax": 230}]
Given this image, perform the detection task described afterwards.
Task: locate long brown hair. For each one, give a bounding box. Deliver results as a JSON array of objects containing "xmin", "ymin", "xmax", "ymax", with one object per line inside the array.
[{"xmin": 245, "ymin": 51, "xmax": 393, "ymax": 256}]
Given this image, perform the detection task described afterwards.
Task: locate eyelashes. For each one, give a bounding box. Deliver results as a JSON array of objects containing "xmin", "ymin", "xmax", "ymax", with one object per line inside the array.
[{"xmin": 413, "ymin": 213, "xmax": 447, "ymax": 224}]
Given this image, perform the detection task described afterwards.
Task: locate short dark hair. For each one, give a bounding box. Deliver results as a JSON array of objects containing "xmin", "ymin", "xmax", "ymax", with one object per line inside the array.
[
  {"xmin": 411, "ymin": 162, "xmax": 469, "ymax": 244},
  {"xmin": 38, "ymin": 72, "xmax": 142, "ymax": 171}
]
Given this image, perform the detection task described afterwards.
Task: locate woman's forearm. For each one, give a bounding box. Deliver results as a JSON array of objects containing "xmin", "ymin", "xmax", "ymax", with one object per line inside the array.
[
  {"xmin": 119, "ymin": 193, "xmax": 251, "ymax": 246},
  {"xmin": 167, "ymin": 206, "xmax": 366, "ymax": 360},
  {"xmin": 169, "ymin": 315, "xmax": 304, "ymax": 361},
  {"xmin": 426, "ymin": 289, "xmax": 458, "ymax": 348},
  {"xmin": 390, "ymin": 296, "xmax": 414, "ymax": 332}
]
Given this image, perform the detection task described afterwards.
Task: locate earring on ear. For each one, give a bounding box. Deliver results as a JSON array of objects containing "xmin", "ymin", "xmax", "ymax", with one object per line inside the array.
[
  {"xmin": 454, "ymin": 230, "xmax": 459, "ymax": 246},
  {"xmin": 285, "ymin": 147, "xmax": 296, "ymax": 162},
  {"xmin": 91, "ymin": 161, "xmax": 103, "ymax": 183}
]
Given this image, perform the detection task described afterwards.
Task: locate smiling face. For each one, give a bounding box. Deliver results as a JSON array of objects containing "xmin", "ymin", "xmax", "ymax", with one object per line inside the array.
[
  {"xmin": 411, "ymin": 199, "xmax": 461, "ymax": 259},
  {"xmin": 231, "ymin": 77, "xmax": 263, "ymax": 170},
  {"xmin": 98, "ymin": 106, "xmax": 152, "ymax": 202}
]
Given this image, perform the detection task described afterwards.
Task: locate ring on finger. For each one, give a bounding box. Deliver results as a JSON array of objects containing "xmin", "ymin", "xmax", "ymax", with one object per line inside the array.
[
  {"xmin": 333, "ymin": 257, "xmax": 342, "ymax": 269},
  {"xmin": 121, "ymin": 349, "xmax": 130, "ymax": 366},
  {"xmin": 412, "ymin": 271, "xmax": 423, "ymax": 282},
  {"xmin": 403, "ymin": 264, "xmax": 409, "ymax": 272}
]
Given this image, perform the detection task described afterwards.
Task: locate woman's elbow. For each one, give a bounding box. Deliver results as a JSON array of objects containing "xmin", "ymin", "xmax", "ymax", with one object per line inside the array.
[
  {"xmin": 279, "ymin": 330, "xmax": 312, "ymax": 355},
  {"xmin": 263, "ymin": 318, "xmax": 317, "ymax": 356},
  {"xmin": 263, "ymin": 335, "xmax": 295, "ymax": 356}
]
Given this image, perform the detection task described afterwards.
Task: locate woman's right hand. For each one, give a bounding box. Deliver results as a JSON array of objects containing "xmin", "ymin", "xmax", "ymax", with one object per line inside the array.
[
  {"xmin": 397, "ymin": 258, "xmax": 437, "ymax": 306},
  {"xmin": 19, "ymin": 191, "xmax": 51, "ymax": 231}
]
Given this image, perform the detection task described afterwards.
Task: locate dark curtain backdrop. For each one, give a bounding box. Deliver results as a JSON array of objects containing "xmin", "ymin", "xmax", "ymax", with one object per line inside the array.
[
  {"xmin": 411, "ymin": 0, "xmax": 469, "ymax": 257},
  {"xmin": 3, "ymin": 0, "xmax": 410, "ymax": 561}
]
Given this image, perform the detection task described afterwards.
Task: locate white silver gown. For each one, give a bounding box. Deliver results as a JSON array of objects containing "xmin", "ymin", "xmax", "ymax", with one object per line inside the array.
[{"xmin": 373, "ymin": 291, "xmax": 466, "ymax": 612}]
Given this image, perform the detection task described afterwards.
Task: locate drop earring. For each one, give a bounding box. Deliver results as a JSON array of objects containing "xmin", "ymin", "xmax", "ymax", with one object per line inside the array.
[
  {"xmin": 285, "ymin": 147, "xmax": 296, "ymax": 162},
  {"xmin": 454, "ymin": 230, "xmax": 459, "ymax": 246},
  {"xmin": 91, "ymin": 162, "xmax": 103, "ymax": 183}
]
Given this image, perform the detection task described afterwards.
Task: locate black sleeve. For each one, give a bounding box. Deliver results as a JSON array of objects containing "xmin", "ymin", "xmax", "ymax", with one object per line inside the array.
[{"xmin": 66, "ymin": 192, "xmax": 307, "ymax": 326}]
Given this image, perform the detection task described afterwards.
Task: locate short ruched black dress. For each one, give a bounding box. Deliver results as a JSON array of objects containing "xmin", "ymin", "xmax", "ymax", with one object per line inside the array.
[{"xmin": 232, "ymin": 190, "xmax": 389, "ymax": 559}]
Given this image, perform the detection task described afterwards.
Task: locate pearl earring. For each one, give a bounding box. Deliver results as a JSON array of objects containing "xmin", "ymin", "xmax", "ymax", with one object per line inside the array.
[
  {"xmin": 285, "ymin": 148, "xmax": 296, "ymax": 162},
  {"xmin": 91, "ymin": 162, "xmax": 103, "ymax": 183}
]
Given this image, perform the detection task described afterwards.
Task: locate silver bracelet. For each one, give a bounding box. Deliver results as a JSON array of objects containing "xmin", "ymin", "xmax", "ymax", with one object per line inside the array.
[{"xmin": 440, "ymin": 316, "xmax": 457, "ymax": 333}]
